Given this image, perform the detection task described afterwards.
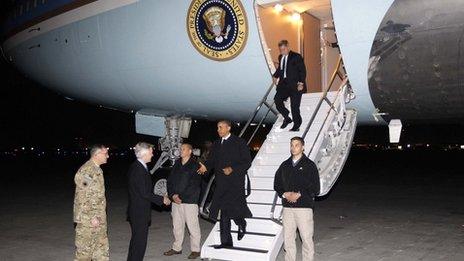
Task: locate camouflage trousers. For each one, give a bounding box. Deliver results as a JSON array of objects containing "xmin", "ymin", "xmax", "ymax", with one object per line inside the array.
[{"xmin": 75, "ymin": 223, "xmax": 109, "ymax": 261}]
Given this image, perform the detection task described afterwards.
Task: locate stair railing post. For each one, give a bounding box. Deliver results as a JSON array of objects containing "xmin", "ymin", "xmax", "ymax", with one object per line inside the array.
[
  {"xmin": 302, "ymin": 56, "xmax": 343, "ymax": 139},
  {"xmin": 239, "ymin": 83, "xmax": 276, "ymax": 138}
]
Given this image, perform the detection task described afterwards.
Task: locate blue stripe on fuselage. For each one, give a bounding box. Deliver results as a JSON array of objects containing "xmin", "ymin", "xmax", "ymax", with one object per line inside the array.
[{"xmin": 2, "ymin": 0, "xmax": 79, "ymax": 36}]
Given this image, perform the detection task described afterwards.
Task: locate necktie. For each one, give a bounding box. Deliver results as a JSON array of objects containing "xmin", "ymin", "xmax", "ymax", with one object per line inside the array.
[{"xmin": 283, "ymin": 55, "xmax": 288, "ymax": 78}]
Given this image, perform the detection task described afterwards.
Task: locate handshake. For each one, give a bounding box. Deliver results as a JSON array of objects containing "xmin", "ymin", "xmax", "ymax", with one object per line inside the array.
[{"xmin": 163, "ymin": 195, "xmax": 171, "ymax": 205}]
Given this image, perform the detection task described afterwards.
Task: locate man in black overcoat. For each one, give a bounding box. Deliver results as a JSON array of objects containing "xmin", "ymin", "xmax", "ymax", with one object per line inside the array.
[{"xmin": 198, "ymin": 120, "xmax": 252, "ymax": 248}]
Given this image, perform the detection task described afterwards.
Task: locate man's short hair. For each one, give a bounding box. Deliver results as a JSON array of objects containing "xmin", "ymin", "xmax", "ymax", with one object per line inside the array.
[
  {"xmin": 182, "ymin": 143, "xmax": 193, "ymax": 150},
  {"xmin": 90, "ymin": 144, "xmax": 106, "ymax": 157},
  {"xmin": 218, "ymin": 119, "xmax": 232, "ymax": 127},
  {"xmin": 278, "ymin": 40, "xmax": 289, "ymax": 47},
  {"xmin": 134, "ymin": 142, "xmax": 154, "ymax": 159},
  {"xmin": 290, "ymin": 136, "xmax": 305, "ymax": 146}
]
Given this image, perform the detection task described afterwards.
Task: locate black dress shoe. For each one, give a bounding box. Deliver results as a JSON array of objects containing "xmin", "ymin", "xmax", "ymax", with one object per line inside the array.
[
  {"xmin": 289, "ymin": 125, "xmax": 300, "ymax": 132},
  {"xmin": 213, "ymin": 244, "xmax": 232, "ymax": 249},
  {"xmin": 280, "ymin": 118, "xmax": 293, "ymax": 129},
  {"xmin": 237, "ymin": 222, "xmax": 247, "ymax": 241}
]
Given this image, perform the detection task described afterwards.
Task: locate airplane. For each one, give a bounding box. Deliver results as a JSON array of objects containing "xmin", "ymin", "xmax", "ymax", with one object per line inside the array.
[{"xmin": 2, "ymin": 0, "xmax": 463, "ymax": 260}]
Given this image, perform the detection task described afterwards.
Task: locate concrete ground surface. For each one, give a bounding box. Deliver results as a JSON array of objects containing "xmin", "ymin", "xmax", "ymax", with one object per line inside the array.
[{"xmin": 1, "ymin": 150, "xmax": 463, "ymax": 261}]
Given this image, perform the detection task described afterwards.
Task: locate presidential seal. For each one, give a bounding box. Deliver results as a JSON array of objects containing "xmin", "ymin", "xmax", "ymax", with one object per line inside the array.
[{"xmin": 187, "ymin": 0, "xmax": 248, "ymax": 61}]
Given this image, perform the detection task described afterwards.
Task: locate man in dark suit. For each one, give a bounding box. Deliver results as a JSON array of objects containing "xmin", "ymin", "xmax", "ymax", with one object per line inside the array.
[
  {"xmin": 273, "ymin": 39, "xmax": 307, "ymax": 131},
  {"xmin": 198, "ymin": 120, "xmax": 252, "ymax": 248},
  {"xmin": 127, "ymin": 142, "xmax": 171, "ymax": 261}
]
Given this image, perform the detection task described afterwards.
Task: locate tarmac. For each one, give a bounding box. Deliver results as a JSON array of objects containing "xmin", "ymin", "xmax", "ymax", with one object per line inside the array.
[{"xmin": 1, "ymin": 150, "xmax": 463, "ymax": 260}]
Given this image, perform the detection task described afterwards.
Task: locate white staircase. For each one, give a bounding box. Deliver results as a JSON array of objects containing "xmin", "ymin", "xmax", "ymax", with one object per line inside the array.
[{"xmin": 200, "ymin": 82, "xmax": 357, "ymax": 260}]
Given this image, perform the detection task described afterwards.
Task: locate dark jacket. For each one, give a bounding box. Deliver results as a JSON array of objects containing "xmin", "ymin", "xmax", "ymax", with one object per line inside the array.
[
  {"xmin": 273, "ymin": 50, "xmax": 307, "ymax": 92},
  {"xmin": 127, "ymin": 160, "xmax": 163, "ymax": 224},
  {"xmin": 274, "ymin": 155, "xmax": 320, "ymax": 209},
  {"xmin": 167, "ymin": 157, "xmax": 201, "ymax": 204},
  {"xmin": 203, "ymin": 134, "xmax": 252, "ymax": 219}
]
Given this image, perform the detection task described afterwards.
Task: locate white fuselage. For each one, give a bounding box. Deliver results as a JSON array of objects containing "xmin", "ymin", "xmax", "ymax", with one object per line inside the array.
[{"xmin": 2, "ymin": 0, "xmax": 397, "ymax": 124}]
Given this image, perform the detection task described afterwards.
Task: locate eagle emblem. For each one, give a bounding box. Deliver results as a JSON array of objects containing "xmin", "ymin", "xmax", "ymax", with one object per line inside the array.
[
  {"xmin": 186, "ymin": 0, "xmax": 248, "ymax": 61},
  {"xmin": 202, "ymin": 6, "xmax": 232, "ymax": 43}
]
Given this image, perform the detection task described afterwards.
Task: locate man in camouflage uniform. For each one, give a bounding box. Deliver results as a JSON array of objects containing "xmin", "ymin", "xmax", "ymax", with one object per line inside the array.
[{"xmin": 73, "ymin": 144, "xmax": 110, "ymax": 261}]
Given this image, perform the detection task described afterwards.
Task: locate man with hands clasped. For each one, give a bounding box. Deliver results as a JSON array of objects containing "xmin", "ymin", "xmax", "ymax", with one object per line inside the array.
[
  {"xmin": 164, "ymin": 143, "xmax": 202, "ymax": 259},
  {"xmin": 274, "ymin": 137, "xmax": 320, "ymax": 261}
]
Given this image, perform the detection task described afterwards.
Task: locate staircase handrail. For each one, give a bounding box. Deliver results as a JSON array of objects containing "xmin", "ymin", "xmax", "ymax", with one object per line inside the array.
[
  {"xmin": 199, "ymin": 82, "xmax": 278, "ymax": 219},
  {"xmin": 302, "ymin": 55, "xmax": 344, "ymax": 139}
]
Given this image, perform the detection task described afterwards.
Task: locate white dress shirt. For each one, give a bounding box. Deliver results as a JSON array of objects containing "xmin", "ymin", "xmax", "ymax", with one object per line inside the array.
[
  {"xmin": 280, "ymin": 54, "xmax": 288, "ymax": 79},
  {"xmin": 137, "ymin": 159, "xmax": 148, "ymax": 171},
  {"xmin": 221, "ymin": 133, "xmax": 231, "ymax": 144}
]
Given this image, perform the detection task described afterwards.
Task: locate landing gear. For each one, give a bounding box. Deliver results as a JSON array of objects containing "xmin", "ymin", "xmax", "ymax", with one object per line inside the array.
[
  {"xmin": 150, "ymin": 116, "xmax": 192, "ymax": 196},
  {"xmin": 150, "ymin": 116, "xmax": 192, "ymax": 173}
]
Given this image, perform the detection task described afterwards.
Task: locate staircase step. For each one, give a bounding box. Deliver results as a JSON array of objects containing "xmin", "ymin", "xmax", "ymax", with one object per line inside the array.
[
  {"xmin": 262, "ymin": 136, "xmax": 317, "ymax": 154},
  {"xmin": 268, "ymin": 124, "xmax": 323, "ymax": 140},
  {"xmin": 301, "ymin": 91, "xmax": 338, "ymax": 101},
  {"xmin": 206, "ymin": 244, "xmax": 269, "ymax": 253},
  {"xmin": 247, "ymin": 190, "xmax": 281, "ymax": 205},
  {"xmin": 201, "ymin": 244, "xmax": 270, "ymax": 260},
  {"xmin": 249, "ymin": 203, "xmax": 283, "ymax": 218},
  {"xmin": 249, "ymin": 165, "xmax": 280, "ymax": 177},
  {"xmin": 230, "ymin": 218, "xmax": 282, "ymax": 234},
  {"xmin": 272, "ymin": 110, "xmax": 331, "ymax": 129},
  {"xmin": 227, "ymin": 230, "xmax": 277, "ymax": 237},
  {"xmin": 286, "ymin": 103, "xmax": 332, "ymax": 114},
  {"xmin": 249, "ymin": 177, "xmax": 275, "ymax": 190},
  {"xmin": 255, "ymin": 154, "xmax": 292, "ymax": 166},
  {"xmin": 211, "ymin": 231, "xmax": 276, "ymax": 249}
]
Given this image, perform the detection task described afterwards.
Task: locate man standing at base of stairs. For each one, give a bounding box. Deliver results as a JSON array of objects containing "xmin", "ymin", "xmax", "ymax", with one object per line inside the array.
[
  {"xmin": 274, "ymin": 137, "xmax": 320, "ymax": 261},
  {"xmin": 164, "ymin": 143, "xmax": 202, "ymax": 259},
  {"xmin": 198, "ymin": 120, "xmax": 252, "ymax": 248},
  {"xmin": 272, "ymin": 40, "xmax": 307, "ymax": 132}
]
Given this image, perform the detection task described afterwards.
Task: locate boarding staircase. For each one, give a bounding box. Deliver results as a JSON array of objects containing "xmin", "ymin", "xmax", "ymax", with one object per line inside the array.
[{"xmin": 200, "ymin": 56, "xmax": 357, "ymax": 260}]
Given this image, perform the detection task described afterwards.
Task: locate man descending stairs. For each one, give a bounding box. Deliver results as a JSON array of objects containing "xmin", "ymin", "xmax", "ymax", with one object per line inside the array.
[{"xmin": 198, "ymin": 120, "xmax": 253, "ymax": 251}]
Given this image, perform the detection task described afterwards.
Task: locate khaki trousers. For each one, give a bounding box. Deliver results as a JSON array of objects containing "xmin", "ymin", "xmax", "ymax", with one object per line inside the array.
[
  {"xmin": 282, "ymin": 208, "xmax": 314, "ymax": 261},
  {"xmin": 171, "ymin": 203, "xmax": 201, "ymax": 252}
]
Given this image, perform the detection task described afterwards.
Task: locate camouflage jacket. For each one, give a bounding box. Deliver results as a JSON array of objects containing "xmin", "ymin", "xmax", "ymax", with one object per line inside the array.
[{"xmin": 73, "ymin": 160, "xmax": 107, "ymax": 225}]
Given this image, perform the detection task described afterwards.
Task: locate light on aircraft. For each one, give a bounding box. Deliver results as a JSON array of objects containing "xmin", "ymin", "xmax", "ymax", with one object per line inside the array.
[
  {"xmin": 274, "ymin": 4, "xmax": 283, "ymax": 13},
  {"xmin": 291, "ymin": 12, "xmax": 301, "ymax": 21}
]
